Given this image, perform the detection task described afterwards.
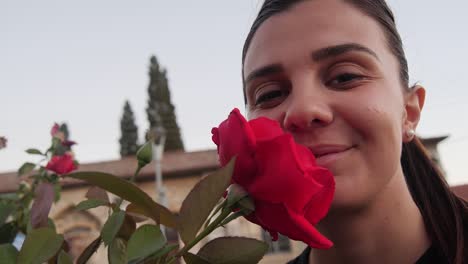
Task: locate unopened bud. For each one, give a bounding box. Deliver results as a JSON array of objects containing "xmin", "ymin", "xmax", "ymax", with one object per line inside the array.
[{"xmin": 136, "ymin": 141, "xmax": 153, "ymax": 167}]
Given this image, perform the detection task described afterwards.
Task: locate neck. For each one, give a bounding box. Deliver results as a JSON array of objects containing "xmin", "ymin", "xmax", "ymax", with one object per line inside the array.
[{"xmin": 310, "ymin": 169, "xmax": 430, "ymax": 264}]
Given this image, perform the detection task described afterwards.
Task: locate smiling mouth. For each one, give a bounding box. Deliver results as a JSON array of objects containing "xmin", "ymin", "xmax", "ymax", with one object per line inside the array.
[{"xmin": 310, "ymin": 145, "xmax": 355, "ymax": 167}]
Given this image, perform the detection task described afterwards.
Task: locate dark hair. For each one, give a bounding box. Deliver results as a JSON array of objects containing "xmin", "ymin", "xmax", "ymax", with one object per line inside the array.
[{"xmin": 242, "ymin": 1, "xmax": 467, "ymax": 263}]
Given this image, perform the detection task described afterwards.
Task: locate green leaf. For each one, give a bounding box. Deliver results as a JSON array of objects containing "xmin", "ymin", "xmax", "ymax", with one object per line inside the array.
[
  {"xmin": 143, "ymin": 244, "xmax": 178, "ymax": 263},
  {"xmin": 17, "ymin": 227, "xmax": 64, "ymax": 264},
  {"xmin": 127, "ymin": 224, "xmax": 166, "ymax": 263},
  {"xmin": 126, "ymin": 202, "xmax": 176, "ymax": 227},
  {"xmin": 75, "ymin": 199, "xmax": 109, "ymax": 211},
  {"xmin": 18, "ymin": 162, "xmax": 36, "ymax": 176},
  {"xmin": 57, "ymin": 250, "xmax": 73, "ymax": 264},
  {"xmin": 76, "ymin": 236, "xmax": 101, "ymax": 264},
  {"xmin": 0, "ymin": 243, "xmax": 19, "ymax": 264},
  {"xmin": 53, "ymin": 183, "xmax": 61, "ymax": 202},
  {"xmin": 183, "ymin": 252, "xmax": 212, "ymax": 264},
  {"xmin": 198, "ymin": 237, "xmax": 268, "ymax": 264},
  {"xmin": 197, "ymin": 237, "xmax": 268, "ymax": 264},
  {"xmin": 178, "ymin": 158, "xmax": 235, "ymax": 244},
  {"xmin": 66, "ymin": 172, "xmax": 177, "ymax": 228},
  {"xmin": 25, "ymin": 149, "xmax": 43, "ymax": 155},
  {"xmin": 101, "ymin": 211, "xmax": 126, "ymax": 246},
  {"xmin": 108, "ymin": 238, "xmax": 127, "ymax": 264},
  {"xmin": 0, "ymin": 203, "xmax": 15, "ymax": 225}
]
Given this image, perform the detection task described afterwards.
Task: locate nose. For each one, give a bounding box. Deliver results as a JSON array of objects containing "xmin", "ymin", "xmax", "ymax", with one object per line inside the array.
[{"xmin": 282, "ymin": 85, "xmax": 333, "ymax": 132}]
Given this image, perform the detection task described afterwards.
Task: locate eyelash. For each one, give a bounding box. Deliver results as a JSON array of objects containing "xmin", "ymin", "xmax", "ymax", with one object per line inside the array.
[
  {"xmin": 255, "ymin": 89, "xmax": 287, "ymax": 106},
  {"xmin": 327, "ymin": 72, "xmax": 364, "ymax": 87}
]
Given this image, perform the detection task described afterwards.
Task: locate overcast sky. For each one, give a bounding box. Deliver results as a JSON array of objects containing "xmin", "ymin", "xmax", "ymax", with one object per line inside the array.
[{"xmin": 1, "ymin": 0, "xmax": 467, "ymax": 185}]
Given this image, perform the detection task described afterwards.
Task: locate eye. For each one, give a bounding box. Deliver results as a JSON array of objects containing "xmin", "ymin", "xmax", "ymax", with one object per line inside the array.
[
  {"xmin": 328, "ymin": 73, "xmax": 364, "ymax": 87},
  {"xmin": 253, "ymin": 83, "xmax": 288, "ymax": 108}
]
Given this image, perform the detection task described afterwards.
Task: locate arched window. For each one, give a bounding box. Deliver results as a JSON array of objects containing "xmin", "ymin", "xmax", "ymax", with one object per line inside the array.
[{"xmin": 53, "ymin": 206, "xmax": 102, "ymax": 262}]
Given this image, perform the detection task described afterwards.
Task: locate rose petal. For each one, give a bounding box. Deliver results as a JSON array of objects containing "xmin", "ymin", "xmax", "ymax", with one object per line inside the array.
[
  {"xmin": 246, "ymin": 135, "xmax": 326, "ymax": 213},
  {"xmin": 253, "ymin": 201, "xmax": 333, "ymax": 249},
  {"xmin": 249, "ymin": 117, "xmax": 284, "ymax": 141},
  {"xmin": 213, "ymin": 108, "xmax": 256, "ymax": 166},
  {"xmin": 45, "ymin": 154, "xmax": 77, "ymax": 175},
  {"xmin": 303, "ymin": 167, "xmax": 335, "ymax": 224}
]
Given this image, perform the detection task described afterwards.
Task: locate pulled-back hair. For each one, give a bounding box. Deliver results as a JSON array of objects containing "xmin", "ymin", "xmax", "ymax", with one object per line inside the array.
[{"xmin": 242, "ymin": 1, "xmax": 467, "ymax": 263}]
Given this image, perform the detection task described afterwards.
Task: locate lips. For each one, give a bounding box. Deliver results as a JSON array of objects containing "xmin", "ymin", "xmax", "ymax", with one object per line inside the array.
[{"xmin": 309, "ymin": 145, "xmax": 353, "ymax": 159}]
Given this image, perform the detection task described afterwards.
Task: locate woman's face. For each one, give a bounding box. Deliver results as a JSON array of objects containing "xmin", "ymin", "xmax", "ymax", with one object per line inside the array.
[{"xmin": 244, "ymin": 0, "xmax": 411, "ymax": 209}]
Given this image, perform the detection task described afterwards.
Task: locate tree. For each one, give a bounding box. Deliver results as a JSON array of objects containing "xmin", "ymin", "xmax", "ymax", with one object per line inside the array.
[
  {"xmin": 119, "ymin": 100, "xmax": 139, "ymax": 157},
  {"xmin": 146, "ymin": 56, "xmax": 184, "ymax": 151}
]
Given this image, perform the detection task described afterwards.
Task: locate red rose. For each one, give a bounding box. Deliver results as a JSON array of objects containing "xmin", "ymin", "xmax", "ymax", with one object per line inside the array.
[
  {"xmin": 45, "ymin": 153, "xmax": 77, "ymax": 175},
  {"xmin": 211, "ymin": 108, "xmax": 335, "ymax": 249}
]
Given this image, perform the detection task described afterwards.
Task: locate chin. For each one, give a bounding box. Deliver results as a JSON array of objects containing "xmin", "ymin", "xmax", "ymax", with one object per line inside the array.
[{"xmin": 327, "ymin": 176, "xmax": 372, "ymax": 213}]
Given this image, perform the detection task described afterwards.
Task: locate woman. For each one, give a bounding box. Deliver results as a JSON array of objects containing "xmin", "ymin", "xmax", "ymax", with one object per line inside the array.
[{"xmin": 241, "ymin": 0, "xmax": 467, "ymax": 263}]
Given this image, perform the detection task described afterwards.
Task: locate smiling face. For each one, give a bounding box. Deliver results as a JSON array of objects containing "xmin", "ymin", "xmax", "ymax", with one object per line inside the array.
[{"xmin": 243, "ymin": 0, "xmax": 411, "ymax": 209}]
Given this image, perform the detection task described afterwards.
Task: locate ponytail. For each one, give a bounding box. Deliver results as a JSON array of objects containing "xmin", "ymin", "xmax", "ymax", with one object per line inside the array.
[{"xmin": 402, "ymin": 138, "xmax": 467, "ymax": 264}]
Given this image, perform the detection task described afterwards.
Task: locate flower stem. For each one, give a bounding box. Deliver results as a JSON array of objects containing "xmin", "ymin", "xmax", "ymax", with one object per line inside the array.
[{"xmin": 169, "ymin": 207, "xmax": 232, "ymax": 262}]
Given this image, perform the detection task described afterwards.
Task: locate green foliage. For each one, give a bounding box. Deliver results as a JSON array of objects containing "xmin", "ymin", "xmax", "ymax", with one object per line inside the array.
[
  {"xmin": 196, "ymin": 237, "xmax": 269, "ymax": 264},
  {"xmin": 183, "ymin": 252, "xmax": 211, "ymax": 264},
  {"xmin": 7, "ymin": 132, "xmax": 270, "ymax": 264},
  {"xmin": 126, "ymin": 224, "xmax": 166, "ymax": 263},
  {"xmin": 0, "ymin": 243, "xmax": 18, "ymax": 264},
  {"xmin": 18, "ymin": 162, "xmax": 36, "ymax": 176},
  {"xmin": 0, "ymin": 202, "xmax": 15, "ymax": 225},
  {"xmin": 143, "ymin": 244, "xmax": 178, "ymax": 263},
  {"xmin": 25, "ymin": 149, "xmax": 44, "ymax": 155},
  {"xmin": 75, "ymin": 199, "xmax": 109, "ymax": 211},
  {"xmin": 178, "ymin": 158, "xmax": 235, "ymax": 244},
  {"xmin": 57, "ymin": 250, "xmax": 73, "ymax": 264},
  {"xmin": 66, "ymin": 172, "xmax": 177, "ymax": 228},
  {"xmin": 17, "ymin": 227, "xmax": 64, "ymax": 264},
  {"xmin": 109, "ymin": 238, "xmax": 128, "ymax": 264},
  {"xmin": 119, "ymin": 100, "xmax": 139, "ymax": 157},
  {"xmin": 101, "ymin": 211, "xmax": 126, "ymax": 246}
]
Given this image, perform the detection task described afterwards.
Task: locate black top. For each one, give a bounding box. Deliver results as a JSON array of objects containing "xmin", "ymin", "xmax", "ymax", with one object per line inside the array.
[{"xmin": 287, "ymin": 245, "xmax": 448, "ymax": 264}]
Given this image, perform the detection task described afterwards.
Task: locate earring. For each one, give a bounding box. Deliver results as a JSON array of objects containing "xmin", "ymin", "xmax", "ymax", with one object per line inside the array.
[{"xmin": 406, "ymin": 129, "xmax": 415, "ymax": 140}]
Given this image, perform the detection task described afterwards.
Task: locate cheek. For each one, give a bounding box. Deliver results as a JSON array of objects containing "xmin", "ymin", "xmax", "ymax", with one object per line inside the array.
[
  {"xmin": 246, "ymin": 107, "xmax": 285, "ymax": 124},
  {"xmin": 345, "ymin": 84, "xmax": 405, "ymax": 145}
]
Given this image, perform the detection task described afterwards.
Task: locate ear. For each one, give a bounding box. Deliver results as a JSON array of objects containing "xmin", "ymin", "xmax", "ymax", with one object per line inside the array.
[{"xmin": 403, "ymin": 85, "xmax": 426, "ymax": 142}]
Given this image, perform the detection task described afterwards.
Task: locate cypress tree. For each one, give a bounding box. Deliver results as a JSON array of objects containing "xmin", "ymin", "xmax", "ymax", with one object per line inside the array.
[
  {"xmin": 146, "ymin": 56, "xmax": 184, "ymax": 151},
  {"xmin": 119, "ymin": 100, "xmax": 139, "ymax": 157}
]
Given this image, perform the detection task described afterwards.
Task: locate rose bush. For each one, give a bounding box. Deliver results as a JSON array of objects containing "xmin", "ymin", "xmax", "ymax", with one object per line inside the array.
[{"xmin": 211, "ymin": 108, "xmax": 335, "ymax": 249}]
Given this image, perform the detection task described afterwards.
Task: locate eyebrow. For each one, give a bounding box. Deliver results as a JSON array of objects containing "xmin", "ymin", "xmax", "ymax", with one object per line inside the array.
[
  {"xmin": 245, "ymin": 64, "xmax": 283, "ymax": 84},
  {"xmin": 311, "ymin": 43, "xmax": 379, "ymax": 62},
  {"xmin": 244, "ymin": 43, "xmax": 379, "ymax": 84}
]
